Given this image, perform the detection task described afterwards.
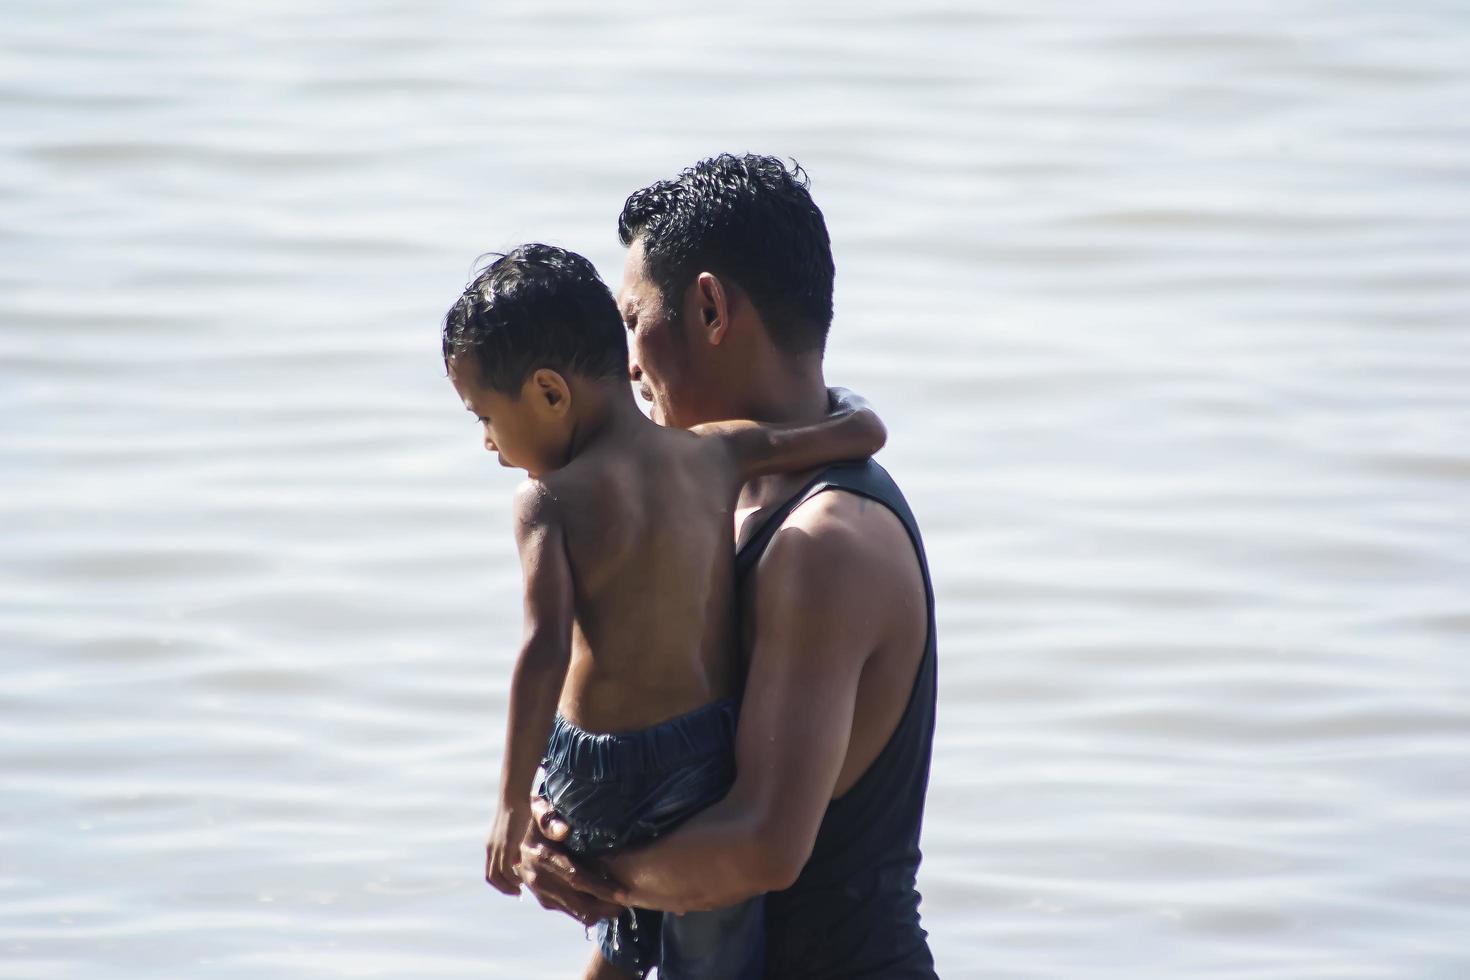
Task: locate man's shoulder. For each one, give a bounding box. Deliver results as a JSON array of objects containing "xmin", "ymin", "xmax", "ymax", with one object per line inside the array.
[{"xmin": 759, "ymin": 473, "xmax": 919, "ymax": 595}]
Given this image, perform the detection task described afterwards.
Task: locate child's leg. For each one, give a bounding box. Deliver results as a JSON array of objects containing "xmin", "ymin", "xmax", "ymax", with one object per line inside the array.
[
  {"xmin": 580, "ymin": 949, "xmax": 639, "ymax": 980},
  {"xmin": 659, "ymin": 895, "xmax": 764, "ymax": 980}
]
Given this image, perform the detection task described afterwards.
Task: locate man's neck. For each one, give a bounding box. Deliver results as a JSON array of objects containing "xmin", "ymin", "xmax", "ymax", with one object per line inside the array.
[
  {"xmin": 727, "ymin": 351, "xmax": 834, "ymax": 515},
  {"xmin": 727, "ymin": 351, "xmax": 828, "ymax": 425}
]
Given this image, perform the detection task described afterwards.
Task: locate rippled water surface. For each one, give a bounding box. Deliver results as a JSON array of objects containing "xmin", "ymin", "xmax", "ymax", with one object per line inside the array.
[{"xmin": 4, "ymin": 2, "xmax": 1470, "ymax": 977}]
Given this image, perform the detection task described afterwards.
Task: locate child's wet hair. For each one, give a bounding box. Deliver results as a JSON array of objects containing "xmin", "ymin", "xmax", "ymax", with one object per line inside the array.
[{"xmin": 442, "ymin": 244, "xmax": 628, "ymax": 394}]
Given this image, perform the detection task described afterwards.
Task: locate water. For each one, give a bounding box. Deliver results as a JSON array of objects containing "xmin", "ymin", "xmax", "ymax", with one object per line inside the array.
[{"xmin": 3, "ymin": 2, "xmax": 1469, "ymax": 976}]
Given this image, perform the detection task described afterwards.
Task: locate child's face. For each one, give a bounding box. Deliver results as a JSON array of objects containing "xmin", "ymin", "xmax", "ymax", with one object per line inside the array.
[{"xmin": 448, "ymin": 357, "xmax": 571, "ymax": 479}]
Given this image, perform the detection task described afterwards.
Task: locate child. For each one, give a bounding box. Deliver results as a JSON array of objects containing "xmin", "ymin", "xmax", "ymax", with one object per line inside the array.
[{"xmin": 442, "ymin": 244, "xmax": 884, "ymax": 979}]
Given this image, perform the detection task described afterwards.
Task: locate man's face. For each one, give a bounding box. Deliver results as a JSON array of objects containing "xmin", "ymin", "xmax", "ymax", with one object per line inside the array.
[{"xmin": 617, "ymin": 238, "xmax": 695, "ymax": 429}]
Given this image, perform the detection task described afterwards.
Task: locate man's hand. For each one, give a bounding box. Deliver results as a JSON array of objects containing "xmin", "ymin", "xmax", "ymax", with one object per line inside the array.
[
  {"xmin": 517, "ymin": 796, "xmax": 627, "ymax": 925},
  {"xmin": 485, "ymin": 803, "xmax": 530, "ymax": 896}
]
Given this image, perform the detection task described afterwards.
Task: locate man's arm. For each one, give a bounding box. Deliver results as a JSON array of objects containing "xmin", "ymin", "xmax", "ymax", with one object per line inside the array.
[
  {"xmin": 692, "ymin": 387, "xmax": 886, "ymax": 483},
  {"xmin": 485, "ymin": 481, "xmax": 574, "ymax": 895},
  {"xmin": 599, "ymin": 492, "xmax": 889, "ymax": 911}
]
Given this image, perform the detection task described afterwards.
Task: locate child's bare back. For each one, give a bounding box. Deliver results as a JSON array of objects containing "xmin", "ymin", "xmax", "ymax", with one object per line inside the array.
[{"xmin": 528, "ymin": 417, "xmax": 742, "ymax": 734}]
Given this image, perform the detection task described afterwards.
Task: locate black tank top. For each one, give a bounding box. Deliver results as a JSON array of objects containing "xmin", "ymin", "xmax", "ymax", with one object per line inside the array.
[{"xmin": 736, "ymin": 460, "xmax": 939, "ymax": 979}]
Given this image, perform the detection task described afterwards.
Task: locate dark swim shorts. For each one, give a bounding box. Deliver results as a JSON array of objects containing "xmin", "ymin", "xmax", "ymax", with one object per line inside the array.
[{"xmin": 539, "ymin": 699, "xmax": 764, "ymax": 980}]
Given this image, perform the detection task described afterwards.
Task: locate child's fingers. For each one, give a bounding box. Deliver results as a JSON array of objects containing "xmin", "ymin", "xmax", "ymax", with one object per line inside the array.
[
  {"xmin": 484, "ymin": 844, "xmax": 522, "ymax": 896},
  {"xmin": 486, "ymin": 863, "xmax": 521, "ymax": 896}
]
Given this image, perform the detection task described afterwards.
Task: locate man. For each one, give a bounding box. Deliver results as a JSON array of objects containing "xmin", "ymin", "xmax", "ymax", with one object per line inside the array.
[{"xmin": 517, "ymin": 153, "xmax": 939, "ymax": 979}]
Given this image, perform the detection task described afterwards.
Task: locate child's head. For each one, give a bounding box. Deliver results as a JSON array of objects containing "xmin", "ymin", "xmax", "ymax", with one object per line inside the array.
[{"xmin": 443, "ymin": 244, "xmax": 628, "ymax": 476}]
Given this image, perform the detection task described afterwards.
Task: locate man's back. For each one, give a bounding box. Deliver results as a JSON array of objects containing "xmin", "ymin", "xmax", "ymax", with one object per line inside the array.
[{"xmin": 540, "ymin": 422, "xmax": 741, "ymax": 734}]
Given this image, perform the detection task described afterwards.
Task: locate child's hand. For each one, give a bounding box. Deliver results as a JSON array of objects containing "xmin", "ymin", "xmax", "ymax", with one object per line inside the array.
[
  {"xmin": 827, "ymin": 386, "xmax": 870, "ymax": 416},
  {"xmin": 485, "ymin": 803, "xmax": 530, "ymax": 896}
]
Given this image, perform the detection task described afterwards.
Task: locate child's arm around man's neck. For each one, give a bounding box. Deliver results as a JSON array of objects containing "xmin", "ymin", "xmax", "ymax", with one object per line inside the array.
[{"xmin": 692, "ymin": 386, "xmax": 887, "ymax": 484}]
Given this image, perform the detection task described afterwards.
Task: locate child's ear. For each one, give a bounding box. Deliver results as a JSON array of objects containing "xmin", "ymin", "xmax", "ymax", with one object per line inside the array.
[{"xmin": 529, "ymin": 369, "xmax": 571, "ymax": 416}]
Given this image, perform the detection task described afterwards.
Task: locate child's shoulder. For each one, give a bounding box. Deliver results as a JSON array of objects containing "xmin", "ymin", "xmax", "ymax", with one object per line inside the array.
[
  {"xmin": 510, "ymin": 478, "xmax": 562, "ymax": 535},
  {"xmin": 512, "ymin": 451, "xmax": 620, "ymax": 521}
]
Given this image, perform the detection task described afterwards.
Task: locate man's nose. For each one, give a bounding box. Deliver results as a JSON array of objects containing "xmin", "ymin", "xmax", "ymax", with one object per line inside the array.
[{"xmin": 628, "ymin": 361, "xmax": 642, "ymax": 383}]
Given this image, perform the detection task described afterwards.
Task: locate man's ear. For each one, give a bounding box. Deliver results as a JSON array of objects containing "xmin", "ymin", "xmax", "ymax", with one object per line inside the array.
[
  {"xmin": 692, "ymin": 272, "xmax": 731, "ymax": 347},
  {"xmin": 528, "ymin": 369, "xmax": 572, "ymax": 416}
]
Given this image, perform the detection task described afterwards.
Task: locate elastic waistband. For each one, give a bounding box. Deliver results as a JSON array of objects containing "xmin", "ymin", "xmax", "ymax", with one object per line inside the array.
[{"xmin": 544, "ymin": 699, "xmax": 737, "ymax": 781}]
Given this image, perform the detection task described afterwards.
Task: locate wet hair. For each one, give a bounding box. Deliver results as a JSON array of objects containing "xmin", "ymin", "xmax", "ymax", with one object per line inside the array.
[
  {"xmin": 442, "ymin": 243, "xmax": 628, "ymax": 394},
  {"xmin": 618, "ymin": 153, "xmax": 834, "ymax": 355}
]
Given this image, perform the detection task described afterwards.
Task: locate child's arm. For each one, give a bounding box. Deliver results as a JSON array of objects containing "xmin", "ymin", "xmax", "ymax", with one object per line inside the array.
[
  {"xmin": 486, "ymin": 481, "xmax": 575, "ymax": 896},
  {"xmin": 693, "ymin": 386, "xmax": 887, "ymax": 483}
]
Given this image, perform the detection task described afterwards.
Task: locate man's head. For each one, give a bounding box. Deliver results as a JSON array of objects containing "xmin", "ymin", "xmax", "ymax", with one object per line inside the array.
[
  {"xmin": 616, "ymin": 154, "xmax": 834, "ymax": 428},
  {"xmin": 442, "ymin": 243, "xmax": 627, "ymax": 477}
]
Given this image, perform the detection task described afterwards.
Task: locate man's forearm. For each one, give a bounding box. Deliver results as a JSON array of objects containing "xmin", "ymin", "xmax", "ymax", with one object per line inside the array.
[{"xmin": 602, "ymin": 796, "xmax": 797, "ymax": 913}]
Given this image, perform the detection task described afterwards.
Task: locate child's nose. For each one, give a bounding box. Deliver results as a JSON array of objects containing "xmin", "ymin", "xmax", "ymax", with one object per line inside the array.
[{"xmin": 483, "ymin": 433, "xmax": 497, "ymax": 453}]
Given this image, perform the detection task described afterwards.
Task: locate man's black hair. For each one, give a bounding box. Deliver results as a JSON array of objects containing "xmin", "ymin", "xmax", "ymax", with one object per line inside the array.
[
  {"xmin": 618, "ymin": 153, "xmax": 835, "ymax": 355},
  {"xmin": 442, "ymin": 243, "xmax": 628, "ymax": 394}
]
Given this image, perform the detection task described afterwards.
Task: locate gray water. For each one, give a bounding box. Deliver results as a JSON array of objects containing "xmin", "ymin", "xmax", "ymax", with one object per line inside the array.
[{"xmin": 4, "ymin": 2, "xmax": 1470, "ymax": 977}]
